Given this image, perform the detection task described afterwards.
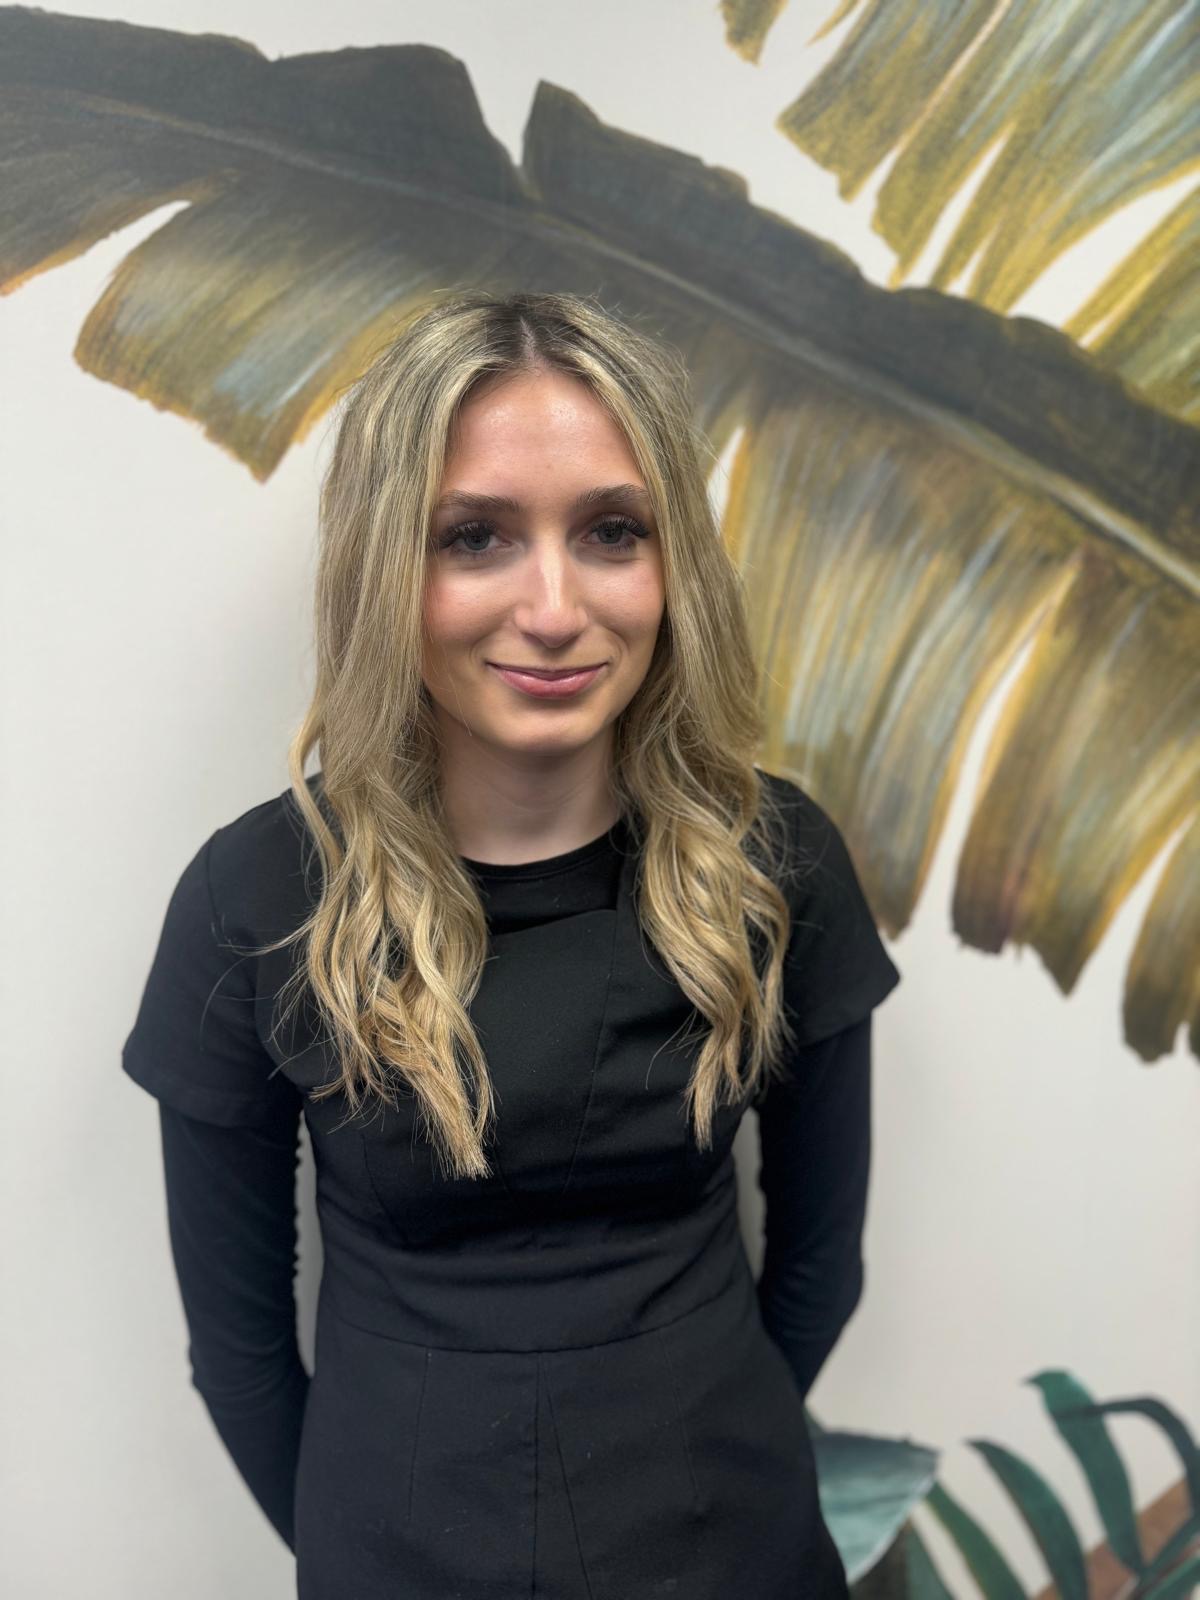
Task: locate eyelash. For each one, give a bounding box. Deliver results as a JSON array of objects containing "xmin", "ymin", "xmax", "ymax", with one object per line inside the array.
[{"xmin": 438, "ymin": 514, "xmax": 650, "ymax": 562}]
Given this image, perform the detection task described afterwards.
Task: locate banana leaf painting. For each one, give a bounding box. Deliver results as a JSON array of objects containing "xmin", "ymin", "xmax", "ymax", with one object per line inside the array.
[
  {"xmin": 2, "ymin": 5, "xmax": 1197, "ymax": 1594},
  {"xmin": 1, "ymin": 5, "xmax": 1196, "ymax": 1068},
  {"xmin": 724, "ymin": 0, "xmax": 1199, "ymax": 427}
]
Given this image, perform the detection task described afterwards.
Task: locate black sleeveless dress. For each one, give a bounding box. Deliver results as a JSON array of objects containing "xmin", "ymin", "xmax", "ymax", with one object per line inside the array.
[{"xmin": 123, "ymin": 770, "xmax": 901, "ymax": 1597}]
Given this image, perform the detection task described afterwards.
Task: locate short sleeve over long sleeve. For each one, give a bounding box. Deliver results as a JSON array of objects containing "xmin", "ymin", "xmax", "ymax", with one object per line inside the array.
[
  {"xmin": 122, "ymin": 829, "xmax": 285, "ymax": 1127},
  {"xmin": 158, "ymin": 1098, "xmax": 309, "ymax": 1552},
  {"xmin": 769, "ymin": 775, "xmax": 901, "ymax": 1050},
  {"xmin": 123, "ymin": 819, "xmax": 310, "ymax": 1551},
  {"xmin": 753, "ymin": 1017, "xmax": 874, "ymax": 1402},
  {"xmin": 750, "ymin": 773, "xmax": 902, "ymax": 1403}
]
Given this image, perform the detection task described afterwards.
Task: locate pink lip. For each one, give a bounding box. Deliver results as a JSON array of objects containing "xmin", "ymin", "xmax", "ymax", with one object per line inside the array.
[{"xmin": 488, "ymin": 663, "xmax": 605, "ymax": 699}]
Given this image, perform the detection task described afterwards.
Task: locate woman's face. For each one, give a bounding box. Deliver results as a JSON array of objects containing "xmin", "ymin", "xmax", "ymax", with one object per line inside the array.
[{"xmin": 422, "ymin": 369, "xmax": 666, "ymax": 762}]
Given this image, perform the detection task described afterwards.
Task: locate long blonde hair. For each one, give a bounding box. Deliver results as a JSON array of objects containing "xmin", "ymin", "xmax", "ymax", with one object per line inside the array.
[{"xmin": 255, "ymin": 288, "xmax": 800, "ymax": 1180}]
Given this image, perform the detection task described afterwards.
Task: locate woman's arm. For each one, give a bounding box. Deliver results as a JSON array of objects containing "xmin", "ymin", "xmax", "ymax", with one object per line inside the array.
[
  {"xmin": 752, "ymin": 1013, "xmax": 873, "ymax": 1404},
  {"xmin": 157, "ymin": 1087, "xmax": 309, "ymax": 1552}
]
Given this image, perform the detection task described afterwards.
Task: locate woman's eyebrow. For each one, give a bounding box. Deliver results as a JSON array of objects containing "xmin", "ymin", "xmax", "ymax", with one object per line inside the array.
[{"xmin": 434, "ymin": 484, "xmax": 651, "ymax": 515}]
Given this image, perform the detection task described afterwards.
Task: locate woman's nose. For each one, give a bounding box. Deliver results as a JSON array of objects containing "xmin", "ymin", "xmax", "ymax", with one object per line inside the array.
[{"xmin": 511, "ymin": 546, "xmax": 590, "ymax": 620}]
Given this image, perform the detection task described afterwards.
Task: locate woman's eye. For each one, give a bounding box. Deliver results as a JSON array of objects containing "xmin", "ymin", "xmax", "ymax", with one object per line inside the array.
[
  {"xmin": 438, "ymin": 515, "xmax": 650, "ymax": 563},
  {"xmin": 440, "ymin": 522, "xmax": 496, "ymax": 559}
]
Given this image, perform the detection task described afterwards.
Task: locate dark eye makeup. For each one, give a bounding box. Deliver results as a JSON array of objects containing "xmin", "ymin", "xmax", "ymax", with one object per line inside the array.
[{"xmin": 437, "ymin": 514, "xmax": 651, "ymax": 563}]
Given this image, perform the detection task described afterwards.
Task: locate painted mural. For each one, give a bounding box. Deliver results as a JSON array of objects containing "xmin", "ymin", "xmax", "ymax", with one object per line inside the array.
[{"xmin": 3, "ymin": 3, "xmax": 1195, "ymax": 1593}]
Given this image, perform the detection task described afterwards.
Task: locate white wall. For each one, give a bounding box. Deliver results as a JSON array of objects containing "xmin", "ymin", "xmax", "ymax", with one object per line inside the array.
[{"xmin": 3, "ymin": 3, "xmax": 1196, "ymax": 1596}]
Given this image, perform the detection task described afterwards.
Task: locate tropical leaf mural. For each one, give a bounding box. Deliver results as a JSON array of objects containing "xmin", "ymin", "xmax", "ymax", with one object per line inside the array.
[
  {"xmin": 806, "ymin": 1371, "xmax": 1200, "ymax": 1595},
  {"xmin": 4, "ymin": 8, "xmax": 1195, "ymax": 1593},
  {"xmin": 803, "ymin": 1412, "xmax": 941, "ymax": 1585},
  {"xmin": 922, "ymin": 1372, "xmax": 1200, "ymax": 1600},
  {"xmin": 719, "ymin": 0, "xmax": 1200, "ymax": 426},
  {"xmin": 1, "ymin": 3, "xmax": 1197, "ymax": 1076}
]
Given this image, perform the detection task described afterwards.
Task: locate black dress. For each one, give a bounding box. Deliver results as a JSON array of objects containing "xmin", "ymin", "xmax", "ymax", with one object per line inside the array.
[{"xmin": 123, "ymin": 770, "xmax": 901, "ymax": 1598}]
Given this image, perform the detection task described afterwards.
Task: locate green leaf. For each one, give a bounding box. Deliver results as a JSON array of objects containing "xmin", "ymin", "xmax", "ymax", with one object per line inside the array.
[
  {"xmin": 1045, "ymin": 1389, "xmax": 1200, "ymax": 1593},
  {"xmin": 1047, "ymin": 1393, "xmax": 1200, "ymax": 1517},
  {"xmin": 1143, "ymin": 1550, "xmax": 1200, "ymax": 1600},
  {"xmin": 809, "ymin": 1425, "xmax": 940, "ymax": 1585},
  {"xmin": 1029, "ymin": 1369, "xmax": 1146, "ymax": 1574},
  {"xmin": 924, "ymin": 1478, "xmax": 1028, "ymax": 1600},
  {"xmin": 970, "ymin": 1437, "xmax": 1089, "ymax": 1600},
  {"xmin": 903, "ymin": 1520, "xmax": 959, "ymax": 1599}
]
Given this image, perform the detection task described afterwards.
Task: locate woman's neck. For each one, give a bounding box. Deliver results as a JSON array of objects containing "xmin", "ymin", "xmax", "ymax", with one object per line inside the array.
[{"xmin": 440, "ymin": 765, "xmax": 621, "ymax": 867}]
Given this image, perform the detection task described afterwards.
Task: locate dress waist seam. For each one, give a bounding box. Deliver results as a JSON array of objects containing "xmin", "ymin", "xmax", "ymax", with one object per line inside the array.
[{"xmin": 323, "ymin": 1262, "xmax": 745, "ymax": 1355}]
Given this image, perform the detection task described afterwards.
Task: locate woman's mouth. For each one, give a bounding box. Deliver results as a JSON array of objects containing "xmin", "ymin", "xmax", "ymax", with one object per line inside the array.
[{"xmin": 487, "ymin": 663, "xmax": 606, "ymax": 699}]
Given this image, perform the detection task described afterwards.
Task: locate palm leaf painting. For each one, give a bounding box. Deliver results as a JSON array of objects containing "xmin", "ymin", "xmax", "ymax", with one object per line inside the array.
[
  {"xmin": 920, "ymin": 1372, "xmax": 1200, "ymax": 1600},
  {"xmin": 720, "ymin": 0, "xmax": 1200, "ymax": 427},
  {"xmin": 2, "ymin": 7, "xmax": 1197, "ymax": 1067},
  {"xmin": 810, "ymin": 1370, "xmax": 1200, "ymax": 1595}
]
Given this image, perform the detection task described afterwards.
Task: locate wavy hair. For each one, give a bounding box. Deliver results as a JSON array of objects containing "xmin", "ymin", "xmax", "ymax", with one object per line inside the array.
[{"xmin": 252, "ymin": 287, "xmax": 800, "ymax": 1180}]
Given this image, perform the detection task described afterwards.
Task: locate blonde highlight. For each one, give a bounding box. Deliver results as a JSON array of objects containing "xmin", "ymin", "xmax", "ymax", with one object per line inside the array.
[{"xmin": 248, "ymin": 288, "xmax": 802, "ymax": 1181}]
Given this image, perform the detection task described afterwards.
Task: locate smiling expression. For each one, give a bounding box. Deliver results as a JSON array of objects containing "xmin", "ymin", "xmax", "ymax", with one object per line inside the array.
[{"xmin": 421, "ymin": 369, "xmax": 667, "ymax": 760}]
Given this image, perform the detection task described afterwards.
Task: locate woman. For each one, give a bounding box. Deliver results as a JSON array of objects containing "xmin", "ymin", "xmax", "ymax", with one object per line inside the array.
[{"xmin": 122, "ymin": 289, "xmax": 901, "ymax": 1598}]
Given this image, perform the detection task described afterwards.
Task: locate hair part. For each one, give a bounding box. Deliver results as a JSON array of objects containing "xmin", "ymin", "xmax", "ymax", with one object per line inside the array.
[{"xmin": 249, "ymin": 288, "xmax": 799, "ymax": 1180}]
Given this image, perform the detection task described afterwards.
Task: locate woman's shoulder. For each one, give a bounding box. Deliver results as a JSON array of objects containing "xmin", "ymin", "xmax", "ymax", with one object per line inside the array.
[
  {"xmin": 754, "ymin": 766, "xmax": 901, "ymax": 1046},
  {"xmin": 205, "ymin": 773, "xmax": 325, "ymax": 936},
  {"xmin": 753, "ymin": 767, "xmax": 852, "ymax": 891}
]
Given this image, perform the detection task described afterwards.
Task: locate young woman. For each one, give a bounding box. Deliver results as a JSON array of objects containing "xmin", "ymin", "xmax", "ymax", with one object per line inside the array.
[{"xmin": 122, "ymin": 289, "xmax": 901, "ymax": 1598}]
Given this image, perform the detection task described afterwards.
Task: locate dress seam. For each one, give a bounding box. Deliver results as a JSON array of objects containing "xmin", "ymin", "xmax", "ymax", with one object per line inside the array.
[
  {"xmin": 323, "ymin": 1271, "xmax": 737, "ymax": 1355},
  {"xmin": 530, "ymin": 1353, "xmax": 541, "ymax": 1600},
  {"xmin": 554, "ymin": 890, "xmax": 625, "ymax": 1203},
  {"xmin": 541, "ymin": 1364, "xmax": 597, "ymax": 1600},
  {"xmin": 405, "ymin": 1349, "xmax": 429, "ymax": 1524},
  {"xmin": 658, "ymin": 1326, "xmax": 701, "ymax": 1514}
]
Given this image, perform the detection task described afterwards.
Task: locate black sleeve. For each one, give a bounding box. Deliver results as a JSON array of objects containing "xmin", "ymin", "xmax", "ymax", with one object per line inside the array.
[
  {"xmin": 750, "ymin": 772, "xmax": 901, "ymax": 1399},
  {"xmin": 752, "ymin": 1013, "xmax": 873, "ymax": 1403},
  {"xmin": 158, "ymin": 1081, "xmax": 309, "ymax": 1553},
  {"xmin": 769, "ymin": 775, "xmax": 901, "ymax": 1047},
  {"xmin": 122, "ymin": 828, "xmax": 288, "ymax": 1127}
]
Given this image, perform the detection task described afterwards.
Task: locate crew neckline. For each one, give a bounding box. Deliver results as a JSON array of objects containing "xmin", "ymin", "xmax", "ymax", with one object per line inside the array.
[
  {"xmin": 461, "ymin": 815, "xmax": 629, "ymax": 880},
  {"xmin": 285, "ymin": 777, "xmax": 631, "ymax": 882}
]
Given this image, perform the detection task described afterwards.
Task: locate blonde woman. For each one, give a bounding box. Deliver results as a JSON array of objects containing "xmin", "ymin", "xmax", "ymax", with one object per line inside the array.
[{"xmin": 122, "ymin": 289, "xmax": 901, "ymax": 1598}]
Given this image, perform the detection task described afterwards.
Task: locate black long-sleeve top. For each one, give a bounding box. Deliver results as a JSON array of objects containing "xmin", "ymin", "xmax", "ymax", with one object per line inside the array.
[
  {"xmin": 127, "ymin": 775, "xmax": 900, "ymax": 1554},
  {"xmin": 154, "ymin": 1014, "xmax": 875, "ymax": 1554},
  {"xmin": 157, "ymin": 1087, "xmax": 308, "ymax": 1553}
]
